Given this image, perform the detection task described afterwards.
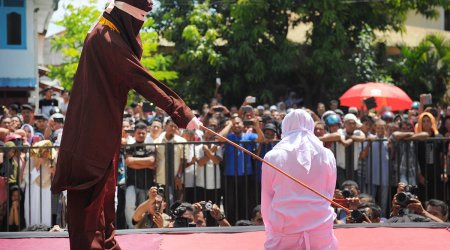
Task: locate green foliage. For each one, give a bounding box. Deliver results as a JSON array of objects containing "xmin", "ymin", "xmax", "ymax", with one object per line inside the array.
[
  {"xmin": 48, "ymin": 1, "xmax": 178, "ymax": 97},
  {"xmin": 153, "ymin": 0, "xmax": 226, "ymax": 106},
  {"xmin": 48, "ymin": 2, "xmax": 99, "ymax": 90},
  {"xmin": 349, "ymin": 25, "xmax": 393, "ymax": 84},
  {"xmin": 388, "ymin": 34, "xmax": 450, "ymax": 102},
  {"xmin": 50, "ymin": 0, "xmax": 450, "ymax": 108}
]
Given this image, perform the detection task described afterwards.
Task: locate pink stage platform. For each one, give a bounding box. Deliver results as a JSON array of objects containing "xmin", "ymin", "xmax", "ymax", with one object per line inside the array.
[{"xmin": 0, "ymin": 224, "xmax": 449, "ymax": 249}]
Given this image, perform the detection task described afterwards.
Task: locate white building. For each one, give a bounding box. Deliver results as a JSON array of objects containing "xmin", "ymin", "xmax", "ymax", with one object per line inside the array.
[
  {"xmin": 0, "ymin": 0, "xmax": 59, "ymax": 106},
  {"xmin": 287, "ymin": 7, "xmax": 450, "ymax": 48}
]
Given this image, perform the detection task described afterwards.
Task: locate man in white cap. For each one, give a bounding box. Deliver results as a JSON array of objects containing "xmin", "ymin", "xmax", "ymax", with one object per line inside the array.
[
  {"xmin": 335, "ymin": 113, "xmax": 365, "ymax": 187},
  {"xmin": 261, "ymin": 109, "xmax": 338, "ymax": 249}
]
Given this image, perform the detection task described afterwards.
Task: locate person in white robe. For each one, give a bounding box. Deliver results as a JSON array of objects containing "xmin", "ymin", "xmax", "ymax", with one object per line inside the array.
[
  {"xmin": 23, "ymin": 140, "xmax": 56, "ymax": 227},
  {"xmin": 261, "ymin": 109, "xmax": 338, "ymax": 250}
]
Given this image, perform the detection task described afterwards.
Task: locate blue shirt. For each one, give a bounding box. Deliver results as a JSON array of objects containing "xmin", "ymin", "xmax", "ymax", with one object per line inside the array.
[
  {"xmin": 255, "ymin": 142, "xmax": 275, "ymax": 182},
  {"xmin": 224, "ymin": 132, "xmax": 258, "ymax": 176}
]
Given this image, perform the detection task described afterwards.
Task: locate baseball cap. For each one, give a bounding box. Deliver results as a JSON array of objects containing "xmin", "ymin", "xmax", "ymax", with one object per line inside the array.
[
  {"xmin": 263, "ymin": 123, "xmax": 277, "ymax": 133},
  {"xmin": 343, "ymin": 113, "xmax": 362, "ymax": 127},
  {"xmin": 21, "ymin": 104, "xmax": 33, "ymax": 111}
]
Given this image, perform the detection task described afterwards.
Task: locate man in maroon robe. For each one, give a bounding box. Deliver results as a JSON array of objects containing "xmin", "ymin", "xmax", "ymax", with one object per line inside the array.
[{"xmin": 51, "ymin": 1, "xmax": 201, "ymax": 249}]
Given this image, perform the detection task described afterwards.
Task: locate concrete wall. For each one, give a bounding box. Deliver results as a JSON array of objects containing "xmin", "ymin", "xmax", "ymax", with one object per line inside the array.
[{"xmin": 405, "ymin": 8, "xmax": 445, "ymax": 30}]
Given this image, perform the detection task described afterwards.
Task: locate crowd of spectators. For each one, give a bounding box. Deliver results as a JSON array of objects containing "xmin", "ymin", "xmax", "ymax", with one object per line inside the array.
[{"xmin": 0, "ymin": 88, "xmax": 449, "ymax": 232}]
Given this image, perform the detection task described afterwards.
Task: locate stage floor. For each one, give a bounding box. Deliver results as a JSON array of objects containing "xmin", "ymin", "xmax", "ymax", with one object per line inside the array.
[{"xmin": 0, "ymin": 223, "xmax": 449, "ymax": 249}]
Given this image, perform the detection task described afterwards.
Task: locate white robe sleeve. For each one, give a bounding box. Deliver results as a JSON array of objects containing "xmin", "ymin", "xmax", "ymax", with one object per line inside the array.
[{"xmin": 261, "ymin": 151, "xmax": 277, "ymax": 233}]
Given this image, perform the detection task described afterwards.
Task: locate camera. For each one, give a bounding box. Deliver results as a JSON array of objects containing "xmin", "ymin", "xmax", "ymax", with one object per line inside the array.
[
  {"xmin": 350, "ymin": 209, "xmax": 367, "ymax": 223},
  {"xmin": 170, "ymin": 202, "xmax": 196, "ymax": 228},
  {"xmin": 395, "ymin": 185, "xmax": 418, "ymax": 208},
  {"xmin": 157, "ymin": 185, "xmax": 164, "ymax": 196},
  {"xmin": 199, "ymin": 201, "xmax": 213, "ymax": 211},
  {"xmin": 341, "ymin": 188, "xmax": 352, "ymax": 198}
]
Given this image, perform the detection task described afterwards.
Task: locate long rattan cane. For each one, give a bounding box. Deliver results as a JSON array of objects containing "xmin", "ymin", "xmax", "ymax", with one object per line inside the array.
[{"xmin": 200, "ymin": 125, "xmax": 352, "ymax": 214}]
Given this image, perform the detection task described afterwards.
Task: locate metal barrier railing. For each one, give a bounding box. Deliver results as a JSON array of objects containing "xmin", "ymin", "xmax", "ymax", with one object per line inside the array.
[{"xmin": 1, "ymin": 138, "xmax": 449, "ymax": 231}]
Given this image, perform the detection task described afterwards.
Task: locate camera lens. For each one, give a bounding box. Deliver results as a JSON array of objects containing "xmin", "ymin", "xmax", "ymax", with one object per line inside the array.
[
  {"xmin": 395, "ymin": 192, "xmax": 412, "ymax": 208},
  {"xmin": 157, "ymin": 187, "xmax": 164, "ymax": 195},
  {"xmin": 205, "ymin": 202, "xmax": 213, "ymax": 211},
  {"xmin": 342, "ymin": 189, "xmax": 351, "ymax": 198}
]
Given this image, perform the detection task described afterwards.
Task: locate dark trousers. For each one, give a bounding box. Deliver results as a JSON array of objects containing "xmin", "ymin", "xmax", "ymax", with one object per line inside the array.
[
  {"xmin": 67, "ymin": 165, "xmax": 120, "ymax": 250},
  {"xmin": 224, "ymin": 175, "xmax": 256, "ymax": 225}
]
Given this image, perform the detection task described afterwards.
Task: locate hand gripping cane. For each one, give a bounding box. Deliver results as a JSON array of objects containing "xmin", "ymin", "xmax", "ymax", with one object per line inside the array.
[{"xmin": 200, "ymin": 125, "xmax": 354, "ymax": 215}]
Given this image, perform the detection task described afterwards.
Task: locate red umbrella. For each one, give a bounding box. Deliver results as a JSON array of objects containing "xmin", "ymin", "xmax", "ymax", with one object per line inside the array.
[{"xmin": 339, "ymin": 82, "xmax": 413, "ymax": 111}]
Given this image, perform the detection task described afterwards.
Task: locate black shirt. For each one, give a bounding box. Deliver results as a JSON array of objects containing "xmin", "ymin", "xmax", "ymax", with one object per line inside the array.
[{"xmin": 125, "ymin": 143, "xmax": 155, "ymax": 189}]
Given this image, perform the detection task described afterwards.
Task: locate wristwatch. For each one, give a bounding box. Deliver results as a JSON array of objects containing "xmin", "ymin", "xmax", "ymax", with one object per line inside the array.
[{"xmin": 217, "ymin": 214, "xmax": 226, "ymax": 221}]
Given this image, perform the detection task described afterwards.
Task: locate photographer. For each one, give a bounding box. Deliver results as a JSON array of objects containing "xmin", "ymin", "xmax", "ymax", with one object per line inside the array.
[
  {"xmin": 169, "ymin": 202, "xmax": 196, "ymax": 228},
  {"xmin": 334, "ymin": 180, "xmax": 361, "ymax": 223},
  {"xmin": 388, "ymin": 183, "xmax": 443, "ymax": 223},
  {"xmin": 346, "ymin": 203, "xmax": 382, "ymax": 224},
  {"xmin": 425, "ymin": 199, "xmax": 448, "ymax": 222},
  {"xmin": 132, "ymin": 186, "xmax": 168, "ymax": 228},
  {"xmin": 192, "ymin": 201, "xmax": 231, "ymax": 227}
]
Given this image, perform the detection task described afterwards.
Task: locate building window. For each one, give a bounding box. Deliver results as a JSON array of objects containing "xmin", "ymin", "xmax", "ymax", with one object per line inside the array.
[{"xmin": 0, "ymin": 0, "xmax": 26, "ymax": 49}]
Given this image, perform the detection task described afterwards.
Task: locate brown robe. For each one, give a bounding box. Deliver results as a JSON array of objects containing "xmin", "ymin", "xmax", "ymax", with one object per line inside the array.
[{"xmin": 51, "ymin": 14, "xmax": 194, "ymax": 194}]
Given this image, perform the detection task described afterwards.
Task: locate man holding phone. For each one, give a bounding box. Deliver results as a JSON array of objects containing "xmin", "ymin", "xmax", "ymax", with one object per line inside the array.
[{"xmin": 218, "ymin": 116, "xmax": 264, "ymax": 224}]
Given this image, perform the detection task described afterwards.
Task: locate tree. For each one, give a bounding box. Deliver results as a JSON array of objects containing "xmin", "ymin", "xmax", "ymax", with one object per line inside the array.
[
  {"xmin": 348, "ymin": 24, "xmax": 393, "ymax": 84},
  {"xmin": 153, "ymin": 0, "xmax": 226, "ymax": 106},
  {"xmin": 388, "ymin": 34, "xmax": 450, "ymax": 102},
  {"xmin": 290, "ymin": 0, "xmax": 448, "ymax": 106},
  {"xmin": 48, "ymin": 3, "xmax": 99, "ymax": 90},
  {"xmin": 49, "ymin": 1, "xmax": 178, "ymax": 100},
  {"xmin": 153, "ymin": 0, "xmax": 448, "ymax": 107}
]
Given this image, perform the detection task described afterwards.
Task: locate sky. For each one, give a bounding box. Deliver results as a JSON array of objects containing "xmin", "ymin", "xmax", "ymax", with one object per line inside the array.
[{"xmin": 47, "ymin": 0, "xmax": 107, "ymax": 37}]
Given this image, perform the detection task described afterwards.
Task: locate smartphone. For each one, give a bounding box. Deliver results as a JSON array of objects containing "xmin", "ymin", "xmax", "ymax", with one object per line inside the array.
[
  {"xmin": 54, "ymin": 117, "xmax": 64, "ymax": 123},
  {"xmin": 246, "ymin": 96, "xmax": 256, "ymax": 104},
  {"xmin": 422, "ymin": 94, "xmax": 432, "ymax": 105},
  {"xmin": 143, "ymin": 102, "xmax": 155, "ymax": 113},
  {"xmin": 243, "ymin": 120, "xmax": 254, "ymax": 126},
  {"xmin": 216, "ymin": 78, "xmax": 221, "ymax": 86},
  {"xmin": 241, "ymin": 105, "xmax": 253, "ymax": 113},
  {"xmin": 213, "ymin": 106, "xmax": 224, "ymax": 112}
]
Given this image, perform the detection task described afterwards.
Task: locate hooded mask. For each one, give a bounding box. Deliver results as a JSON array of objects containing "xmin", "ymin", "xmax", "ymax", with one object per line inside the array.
[
  {"xmin": 273, "ymin": 109, "xmax": 326, "ymax": 173},
  {"xmin": 102, "ymin": 0, "xmax": 153, "ymax": 59}
]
